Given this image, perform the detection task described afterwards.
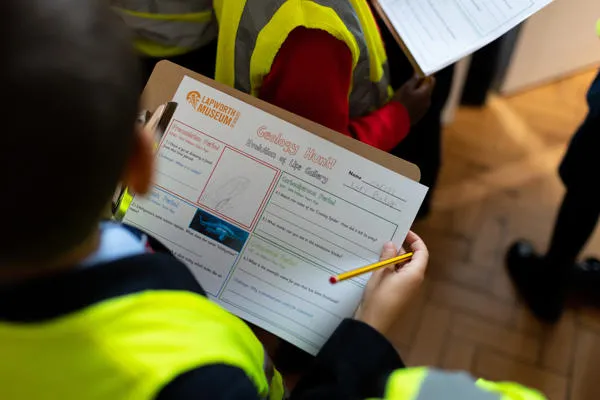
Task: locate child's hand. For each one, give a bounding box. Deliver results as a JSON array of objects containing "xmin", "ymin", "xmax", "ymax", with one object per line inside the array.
[
  {"xmin": 392, "ymin": 75, "xmax": 435, "ymax": 125},
  {"xmin": 354, "ymin": 231, "xmax": 428, "ymax": 340}
]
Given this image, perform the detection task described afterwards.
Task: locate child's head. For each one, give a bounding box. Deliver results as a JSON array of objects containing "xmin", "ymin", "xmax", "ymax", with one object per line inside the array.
[{"xmin": 0, "ymin": 0, "xmax": 153, "ymax": 268}]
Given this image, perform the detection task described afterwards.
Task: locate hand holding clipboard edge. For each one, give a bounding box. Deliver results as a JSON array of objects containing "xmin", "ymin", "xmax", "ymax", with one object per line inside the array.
[{"xmin": 111, "ymin": 102, "xmax": 178, "ymax": 218}]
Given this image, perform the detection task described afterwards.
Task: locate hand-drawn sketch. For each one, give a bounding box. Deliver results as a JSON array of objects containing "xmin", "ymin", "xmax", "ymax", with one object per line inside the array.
[
  {"xmin": 199, "ymin": 149, "xmax": 277, "ymax": 227},
  {"xmin": 211, "ymin": 176, "xmax": 251, "ymax": 213}
]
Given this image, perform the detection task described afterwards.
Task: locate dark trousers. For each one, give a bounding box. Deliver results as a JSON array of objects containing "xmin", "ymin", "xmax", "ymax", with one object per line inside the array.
[
  {"xmin": 376, "ymin": 14, "xmax": 455, "ymax": 216},
  {"xmin": 546, "ymin": 189, "xmax": 600, "ymax": 274},
  {"xmin": 547, "ymin": 113, "xmax": 600, "ymax": 271},
  {"xmin": 390, "ymin": 65, "xmax": 455, "ymax": 216}
]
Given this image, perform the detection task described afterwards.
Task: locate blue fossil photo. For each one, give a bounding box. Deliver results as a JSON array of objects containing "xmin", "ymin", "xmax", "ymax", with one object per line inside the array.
[{"xmin": 189, "ymin": 209, "xmax": 249, "ymax": 252}]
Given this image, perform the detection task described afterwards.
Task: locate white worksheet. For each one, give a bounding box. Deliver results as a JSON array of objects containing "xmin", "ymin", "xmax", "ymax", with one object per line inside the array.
[
  {"xmin": 123, "ymin": 76, "xmax": 428, "ymax": 355},
  {"xmin": 377, "ymin": 0, "xmax": 553, "ymax": 75}
]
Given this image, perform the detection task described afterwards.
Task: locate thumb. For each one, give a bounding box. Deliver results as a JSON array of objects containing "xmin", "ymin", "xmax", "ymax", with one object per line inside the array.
[
  {"xmin": 417, "ymin": 76, "xmax": 436, "ymax": 95},
  {"xmin": 405, "ymin": 75, "xmax": 421, "ymax": 90},
  {"xmin": 380, "ymin": 242, "xmax": 397, "ymax": 261},
  {"xmin": 370, "ymin": 241, "xmax": 397, "ymax": 284}
]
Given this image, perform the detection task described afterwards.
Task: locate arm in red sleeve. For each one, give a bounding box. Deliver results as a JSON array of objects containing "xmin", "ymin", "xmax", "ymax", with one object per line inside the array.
[{"xmin": 259, "ymin": 27, "xmax": 410, "ymax": 152}]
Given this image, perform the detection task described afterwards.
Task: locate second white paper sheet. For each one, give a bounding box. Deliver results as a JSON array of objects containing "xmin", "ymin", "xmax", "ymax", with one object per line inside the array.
[{"xmin": 378, "ymin": 0, "xmax": 553, "ymax": 75}]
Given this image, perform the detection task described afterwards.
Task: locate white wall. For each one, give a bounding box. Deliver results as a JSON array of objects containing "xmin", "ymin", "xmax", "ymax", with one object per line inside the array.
[{"xmin": 500, "ymin": 0, "xmax": 600, "ymax": 94}]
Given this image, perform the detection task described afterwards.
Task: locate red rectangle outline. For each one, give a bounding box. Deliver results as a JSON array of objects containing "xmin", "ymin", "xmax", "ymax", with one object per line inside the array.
[
  {"xmin": 157, "ymin": 119, "xmax": 280, "ymax": 231},
  {"xmin": 197, "ymin": 147, "xmax": 279, "ymax": 230}
]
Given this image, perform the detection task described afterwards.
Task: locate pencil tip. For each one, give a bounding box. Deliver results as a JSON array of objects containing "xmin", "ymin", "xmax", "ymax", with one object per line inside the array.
[{"xmin": 329, "ymin": 276, "xmax": 337, "ymax": 284}]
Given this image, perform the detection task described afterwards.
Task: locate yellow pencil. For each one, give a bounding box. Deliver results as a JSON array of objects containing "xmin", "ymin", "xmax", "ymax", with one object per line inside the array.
[{"xmin": 329, "ymin": 252, "xmax": 414, "ymax": 284}]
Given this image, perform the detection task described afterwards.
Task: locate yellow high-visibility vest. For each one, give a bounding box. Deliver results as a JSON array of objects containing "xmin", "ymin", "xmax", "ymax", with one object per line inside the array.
[
  {"xmin": 214, "ymin": 0, "xmax": 393, "ymax": 118},
  {"xmin": 0, "ymin": 290, "xmax": 284, "ymax": 400},
  {"xmin": 112, "ymin": 0, "xmax": 217, "ymax": 58},
  {"xmin": 380, "ymin": 367, "xmax": 547, "ymax": 400},
  {"xmin": 0, "ymin": 285, "xmax": 545, "ymax": 399}
]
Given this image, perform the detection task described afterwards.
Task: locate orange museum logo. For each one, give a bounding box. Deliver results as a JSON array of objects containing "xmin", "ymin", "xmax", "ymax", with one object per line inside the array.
[{"xmin": 186, "ymin": 90, "xmax": 241, "ymax": 128}]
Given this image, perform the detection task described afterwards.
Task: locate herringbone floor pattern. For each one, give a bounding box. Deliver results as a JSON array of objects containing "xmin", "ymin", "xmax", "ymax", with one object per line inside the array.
[{"xmin": 393, "ymin": 69, "xmax": 600, "ymax": 400}]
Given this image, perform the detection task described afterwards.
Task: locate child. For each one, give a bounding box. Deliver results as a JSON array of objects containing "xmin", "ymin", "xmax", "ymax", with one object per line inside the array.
[{"xmin": 0, "ymin": 0, "xmax": 544, "ymax": 399}]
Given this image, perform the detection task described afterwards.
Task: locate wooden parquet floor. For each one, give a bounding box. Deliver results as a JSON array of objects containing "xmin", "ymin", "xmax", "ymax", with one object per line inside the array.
[{"xmin": 392, "ymin": 69, "xmax": 600, "ymax": 400}]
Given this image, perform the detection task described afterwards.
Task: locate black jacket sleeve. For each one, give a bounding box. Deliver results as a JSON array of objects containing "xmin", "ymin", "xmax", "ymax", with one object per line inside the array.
[
  {"xmin": 290, "ymin": 319, "xmax": 404, "ymax": 400},
  {"xmin": 154, "ymin": 320, "xmax": 403, "ymax": 400},
  {"xmin": 155, "ymin": 365, "xmax": 261, "ymax": 400}
]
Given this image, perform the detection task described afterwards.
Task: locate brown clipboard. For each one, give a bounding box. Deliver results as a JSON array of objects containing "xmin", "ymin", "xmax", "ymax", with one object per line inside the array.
[
  {"xmin": 142, "ymin": 60, "xmax": 422, "ymax": 182},
  {"xmin": 371, "ymin": 0, "xmax": 426, "ymax": 78}
]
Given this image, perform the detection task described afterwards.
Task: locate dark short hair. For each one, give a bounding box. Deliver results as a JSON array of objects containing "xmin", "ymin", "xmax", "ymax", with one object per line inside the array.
[{"xmin": 0, "ymin": 0, "xmax": 140, "ymax": 265}]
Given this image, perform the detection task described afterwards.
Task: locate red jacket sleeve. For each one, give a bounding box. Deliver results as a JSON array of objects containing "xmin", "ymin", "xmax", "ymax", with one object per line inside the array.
[{"xmin": 259, "ymin": 27, "xmax": 410, "ymax": 152}]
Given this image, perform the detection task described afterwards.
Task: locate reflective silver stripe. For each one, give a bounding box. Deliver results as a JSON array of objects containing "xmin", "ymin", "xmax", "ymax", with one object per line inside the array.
[
  {"xmin": 415, "ymin": 370, "xmax": 500, "ymax": 400},
  {"xmin": 111, "ymin": 0, "xmax": 211, "ymax": 14},
  {"xmin": 115, "ymin": 10, "xmax": 216, "ymax": 50},
  {"xmin": 234, "ymin": 2, "xmax": 286, "ymax": 94},
  {"xmin": 263, "ymin": 348, "xmax": 275, "ymax": 389},
  {"xmin": 263, "ymin": 348, "xmax": 285, "ymax": 400},
  {"xmin": 233, "ymin": 0, "xmax": 390, "ymax": 118},
  {"xmin": 112, "ymin": 0, "xmax": 215, "ymax": 50}
]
